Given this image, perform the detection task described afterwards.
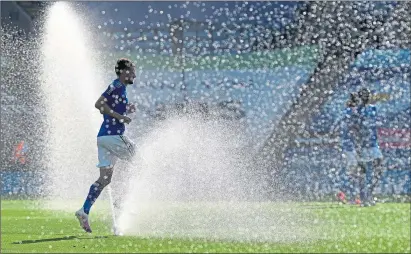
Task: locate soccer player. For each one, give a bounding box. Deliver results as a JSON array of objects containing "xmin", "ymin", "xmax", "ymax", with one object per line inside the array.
[
  {"xmin": 75, "ymin": 58, "xmax": 137, "ymax": 233},
  {"xmin": 339, "ymin": 92, "xmax": 362, "ymax": 204},
  {"xmin": 357, "ymin": 87, "xmax": 384, "ymax": 206}
]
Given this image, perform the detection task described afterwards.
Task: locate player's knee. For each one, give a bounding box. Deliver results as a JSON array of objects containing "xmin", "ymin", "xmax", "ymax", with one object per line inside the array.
[
  {"xmin": 96, "ymin": 176, "xmax": 112, "ymax": 188},
  {"xmin": 97, "ymin": 167, "xmax": 113, "ymax": 187}
]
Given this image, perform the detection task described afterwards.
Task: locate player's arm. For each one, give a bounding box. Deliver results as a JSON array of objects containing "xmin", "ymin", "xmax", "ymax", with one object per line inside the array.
[
  {"xmin": 370, "ymin": 93, "xmax": 390, "ymax": 103},
  {"xmin": 94, "ymin": 96, "xmax": 131, "ymax": 124}
]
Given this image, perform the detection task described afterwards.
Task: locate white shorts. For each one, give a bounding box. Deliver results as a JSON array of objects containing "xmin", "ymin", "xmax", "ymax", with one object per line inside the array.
[
  {"xmin": 358, "ymin": 146, "xmax": 383, "ymax": 163},
  {"xmin": 343, "ymin": 150, "xmax": 358, "ymax": 168},
  {"xmin": 343, "ymin": 147, "xmax": 383, "ymax": 169},
  {"xmin": 97, "ymin": 135, "xmax": 136, "ymax": 169}
]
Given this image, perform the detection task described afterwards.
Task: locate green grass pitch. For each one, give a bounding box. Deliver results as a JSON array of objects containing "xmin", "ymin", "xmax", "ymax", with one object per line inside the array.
[{"xmin": 1, "ymin": 200, "xmax": 410, "ymax": 253}]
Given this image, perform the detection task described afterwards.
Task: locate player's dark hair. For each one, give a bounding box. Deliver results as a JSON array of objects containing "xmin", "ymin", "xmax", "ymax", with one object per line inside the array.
[
  {"xmin": 358, "ymin": 87, "xmax": 371, "ymax": 104},
  {"xmin": 115, "ymin": 58, "xmax": 135, "ymax": 76},
  {"xmin": 346, "ymin": 92, "xmax": 360, "ymax": 107}
]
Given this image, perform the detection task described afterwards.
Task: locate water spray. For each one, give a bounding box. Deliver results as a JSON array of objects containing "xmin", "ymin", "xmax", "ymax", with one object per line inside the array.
[{"xmin": 107, "ymin": 186, "xmax": 121, "ymax": 236}]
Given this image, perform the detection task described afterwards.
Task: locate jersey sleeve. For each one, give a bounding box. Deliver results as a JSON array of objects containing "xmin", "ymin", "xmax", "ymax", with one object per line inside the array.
[{"xmin": 102, "ymin": 84, "xmax": 120, "ymax": 99}]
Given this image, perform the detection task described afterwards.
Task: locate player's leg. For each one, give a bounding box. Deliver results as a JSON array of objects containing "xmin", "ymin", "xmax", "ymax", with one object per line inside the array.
[
  {"xmin": 357, "ymin": 162, "xmax": 368, "ymax": 205},
  {"xmin": 107, "ymin": 135, "xmax": 136, "ymax": 211},
  {"xmin": 83, "ymin": 138, "xmax": 118, "ymax": 214},
  {"xmin": 363, "ymin": 160, "xmax": 374, "ymax": 206},
  {"xmin": 117, "ymin": 135, "xmax": 136, "ymax": 159},
  {"xmin": 336, "ymin": 174, "xmax": 348, "ymax": 204},
  {"xmin": 96, "ymin": 135, "xmax": 136, "ymax": 234},
  {"xmin": 336, "ymin": 166, "xmax": 350, "ymax": 204},
  {"xmin": 361, "ymin": 147, "xmax": 383, "ymax": 206},
  {"xmin": 346, "ymin": 168, "xmax": 356, "ymax": 202},
  {"xmin": 75, "ymin": 137, "xmax": 118, "ymax": 233},
  {"xmin": 369, "ymin": 147, "xmax": 383, "ymax": 204},
  {"xmin": 82, "ymin": 167, "xmax": 114, "ymax": 214},
  {"xmin": 75, "ymin": 167, "xmax": 113, "ymax": 233},
  {"xmin": 347, "ymin": 166, "xmax": 363, "ymax": 204},
  {"xmin": 341, "ymin": 151, "xmax": 358, "ymax": 203},
  {"xmin": 358, "ymin": 160, "xmax": 377, "ymax": 207},
  {"xmin": 369, "ymin": 157, "xmax": 383, "ymax": 205},
  {"xmin": 358, "ymin": 146, "xmax": 377, "ymax": 206}
]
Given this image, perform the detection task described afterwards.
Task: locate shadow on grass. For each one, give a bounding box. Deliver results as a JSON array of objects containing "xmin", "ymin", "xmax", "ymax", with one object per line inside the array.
[{"xmin": 13, "ymin": 235, "xmax": 108, "ymax": 244}]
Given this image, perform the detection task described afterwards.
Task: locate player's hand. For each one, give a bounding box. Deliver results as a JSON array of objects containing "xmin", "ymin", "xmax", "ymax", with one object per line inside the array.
[
  {"xmin": 119, "ymin": 115, "xmax": 132, "ymax": 124},
  {"xmin": 127, "ymin": 103, "xmax": 136, "ymax": 113}
]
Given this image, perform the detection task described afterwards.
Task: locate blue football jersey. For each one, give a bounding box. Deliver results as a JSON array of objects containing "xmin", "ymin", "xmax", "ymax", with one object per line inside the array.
[
  {"xmin": 340, "ymin": 107, "xmax": 360, "ymax": 152},
  {"xmin": 97, "ymin": 79, "xmax": 129, "ymax": 137},
  {"xmin": 358, "ymin": 104, "xmax": 379, "ymax": 148}
]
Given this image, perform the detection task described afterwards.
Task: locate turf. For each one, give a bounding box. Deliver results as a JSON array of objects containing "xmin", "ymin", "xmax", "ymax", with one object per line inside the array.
[{"xmin": 1, "ymin": 200, "xmax": 410, "ymax": 253}]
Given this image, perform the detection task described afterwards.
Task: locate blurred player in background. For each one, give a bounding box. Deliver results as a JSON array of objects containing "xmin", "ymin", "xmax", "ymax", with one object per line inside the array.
[
  {"xmin": 356, "ymin": 87, "xmax": 384, "ymax": 206},
  {"xmin": 75, "ymin": 58, "xmax": 137, "ymax": 233},
  {"xmin": 338, "ymin": 92, "xmax": 362, "ymax": 204},
  {"xmin": 339, "ymin": 88, "xmax": 387, "ymax": 206}
]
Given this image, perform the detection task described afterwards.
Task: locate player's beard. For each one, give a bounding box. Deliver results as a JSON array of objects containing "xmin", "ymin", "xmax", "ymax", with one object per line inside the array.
[{"xmin": 125, "ymin": 78, "xmax": 134, "ymax": 85}]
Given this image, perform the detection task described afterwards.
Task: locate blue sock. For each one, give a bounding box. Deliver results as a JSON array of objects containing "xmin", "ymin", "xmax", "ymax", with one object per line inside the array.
[
  {"xmin": 359, "ymin": 173, "xmax": 367, "ymax": 202},
  {"xmin": 82, "ymin": 182, "xmax": 103, "ymax": 214},
  {"xmin": 365, "ymin": 161, "xmax": 374, "ymax": 202},
  {"xmin": 346, "ymin": 175, "xmax": 355, "ymax": 200}
]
